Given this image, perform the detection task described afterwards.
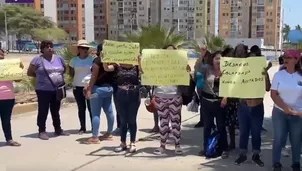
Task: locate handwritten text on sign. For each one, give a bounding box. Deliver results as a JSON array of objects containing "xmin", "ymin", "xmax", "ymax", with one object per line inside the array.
[
  {"xmin": 219, "ymin": 57, "xmax": 267, "ymax": 98},
  {"xmin": 102, "ymin": 40, "xmax": 140, "ymax": 65},
  {"xmin": 141, "ymin": 49, "xmax": 189, "ymax": 86},
  {"xmin": 0, "ymin": 59, "xmax": 23, "ymax": 81}
]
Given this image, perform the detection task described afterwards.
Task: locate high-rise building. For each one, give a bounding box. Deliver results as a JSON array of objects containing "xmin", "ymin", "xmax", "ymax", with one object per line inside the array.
[
  {"xmin": 108, "ymin": 0, "xmax": 149, "ymax": 40},
  {"xmin": 32, "ymin": 0, "xmax": 110, "ymax": 43},
  {"xmin": 160, "ymin": 0, "xmax": 215, "ymax": 40},
  {"xmin": 218, "ymin": 0, "xmax": 281, "ymax": 48}
]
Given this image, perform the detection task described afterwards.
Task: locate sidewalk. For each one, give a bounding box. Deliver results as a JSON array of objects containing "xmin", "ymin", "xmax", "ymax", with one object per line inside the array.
[{"xmin": 0, "ymin": 66, "xmax": 293, "ymax": 171}]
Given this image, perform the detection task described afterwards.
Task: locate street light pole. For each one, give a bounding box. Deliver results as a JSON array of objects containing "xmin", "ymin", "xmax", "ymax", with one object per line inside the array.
[{"xmin": 4, "ymin": 11, "xmax": 8, "ymax": 52}]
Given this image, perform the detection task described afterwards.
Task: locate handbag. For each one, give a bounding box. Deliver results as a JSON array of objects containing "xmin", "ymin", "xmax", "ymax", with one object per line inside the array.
[
  {"xmin": 41, "ymin": 56, "xmax": 66, "ymax": 101},
  {"xmin": 144, "ymin": 86, "xmax": 156, "ymax": 113}
]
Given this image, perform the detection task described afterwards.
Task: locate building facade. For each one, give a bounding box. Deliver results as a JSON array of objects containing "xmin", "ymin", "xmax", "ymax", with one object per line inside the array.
[
  {"xmin": 108, "ymin": 0, "xmax": 149, "ymax": 40},
  {"xmin": 160, "ymin": 0, "xmax": 215, "ymax": 40},
  {"xmin": 218, "ymin": 0, "xmax": 281, "ymax": 48}
]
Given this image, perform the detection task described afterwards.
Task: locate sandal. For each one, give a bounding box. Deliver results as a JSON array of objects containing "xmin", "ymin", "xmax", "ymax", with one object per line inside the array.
[
  {"xmin": 7, "ymin": 140, "xmax": 21, "ymax": 147},
  {"xmin": 154, "ymin": 147, "xmax": 165, "ymax": 155},
  {"xmin": 100, "ymin": 133, "xmax": 113, "ymax": 140},
  {"xmin": 115, "ymin": 143, "xmax": 127, "ymax": 153},
  {"xmin": 86, "ymin": 137, "xmax": 100, "ymax": 144},
  {"xmin": 175, "ymin": 145, "xmax": 183, "ymax": 155},
  {"xmin": 149, "ymin": 127, "xmax": 159, "ymax": 133},
  {"xmin": 129, "ymin": 143, "xmax": 136, "ymax": 153}
]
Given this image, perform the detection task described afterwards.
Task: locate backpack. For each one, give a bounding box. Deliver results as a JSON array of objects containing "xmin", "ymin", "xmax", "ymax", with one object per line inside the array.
[
  {"xmin": 179, "ymin": 74, "xmax": 196, "ymax": 105},
  {"xmin": 205, "ymin": 130, "xmax": 222, "ymax": 158}
]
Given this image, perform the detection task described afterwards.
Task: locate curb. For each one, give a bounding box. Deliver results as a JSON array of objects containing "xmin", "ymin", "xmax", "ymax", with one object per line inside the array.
[{"xmin": 12, "ymin": 100, "xmax": 74, "ymax": 116}]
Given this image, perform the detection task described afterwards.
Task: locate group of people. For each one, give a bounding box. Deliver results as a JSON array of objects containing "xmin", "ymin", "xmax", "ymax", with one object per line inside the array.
[{"xmin": 0, "ymin": 39, "xmax": 302, "ymax": 171}]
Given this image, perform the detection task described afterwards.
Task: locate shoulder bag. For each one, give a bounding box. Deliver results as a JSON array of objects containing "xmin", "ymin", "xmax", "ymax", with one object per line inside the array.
[{"xmin": 40, "ymin": 56, "xmax": 66, "ymax": 101}]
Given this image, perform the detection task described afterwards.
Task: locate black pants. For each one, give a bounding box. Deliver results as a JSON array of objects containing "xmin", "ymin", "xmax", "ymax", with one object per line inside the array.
[
  {"xmin": 73, "ymin": 87, "xmax": 92, "ymax": 131},
  {"xmin": 0, "ymin": 99, "xmax": 15, "ymax": 141},
  {"xmin": 113, "ymin": 85, "xmax": 121, "ymax": 128},
  {"xmin": 197, "ymin": 89, "xmax": 203, "ymax": 122},
  {"xmin": 115, "ymin": 87, "xmax": 140, "ymax": 142},
  {"xmin": 202, "ymin": 99, "xmax": 228, "ymax": 151},
  {"xmin": 36, "ymin": 90, "xmax": 62, "ymax": 133}
]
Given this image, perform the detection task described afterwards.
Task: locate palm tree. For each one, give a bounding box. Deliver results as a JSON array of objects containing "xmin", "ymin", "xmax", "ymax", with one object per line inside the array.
[
  {"xmin": 123, "ymin": 24, "xmax": 188, "ymax": 50},
  {"xmin": 282, "ymin": 24, "xmax": 291, "ymax": 42},
  {"xmin": 295, "ymin": 24, "xmax": 301, "ymax": 31},
  {"xmin": 191, "ymin": 34, "xmax": 228, "ymax": 54}
]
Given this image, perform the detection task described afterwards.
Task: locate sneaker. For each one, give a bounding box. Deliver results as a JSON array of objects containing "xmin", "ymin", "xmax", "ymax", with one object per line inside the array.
[
  {"xmin": 154, "ymin": 147, "xmax": 165, "ymax": 155},
  {"xmin": 175, "ymin": 145, "xmax": 183, "ymax": 155},
  {"xmin": 38, "ymin": 132, "xmax": 49, "ymax": 140},
  {"xmin": 115, "ymin": 144, "xmax": 127, "ymax": 153},
  {"xmin": 252, "ymin": 153, "xmax": 264, "ymax": 167},
  {"xmin": 281, "ymin": 148, "xmax": 290, "ymax": 157},
  {"xmin": 194, "ymin": 121, "xmax": 204, "ymax": 128},
  {"xmin": 273, "ymin": 163, "xmax": 283, "ymax": 171},
  {"xmin": 54, "ymin": 130, "xmax": 70, "ymax": 136},
  {"xmin": 234, "ymin": 154, "xmax": 247, "ymax": 165},
  {"xmin": 221, "ymin": 151, "xmax": 229, "ymax": 159},
  {"xmin": 78, "ymin": 129, "xmax": 86, "ymax": 135},
  {"xmin": 292, "ymin": 163, "xmax": 301, "ymax": 171}
]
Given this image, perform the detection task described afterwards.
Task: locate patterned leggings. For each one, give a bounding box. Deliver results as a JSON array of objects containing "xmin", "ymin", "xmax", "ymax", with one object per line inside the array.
[{"xmin": 154, "ymin": 95, "xmax": 182, "ymax": 146}]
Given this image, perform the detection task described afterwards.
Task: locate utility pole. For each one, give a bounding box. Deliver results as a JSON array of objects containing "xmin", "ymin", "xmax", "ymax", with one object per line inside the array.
[
  {"xmin": 4, "ymin": 10, "xmax": 7, "ymax": 52},
  {"xmin": 0, "ymin": 3, "xmax": 8, "ymax": 51}
]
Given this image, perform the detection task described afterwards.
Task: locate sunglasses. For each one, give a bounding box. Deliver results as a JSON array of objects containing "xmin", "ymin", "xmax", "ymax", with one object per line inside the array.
[{"xmin": 79, "ymin": 47, "xmax": 89, "ymax": 50}]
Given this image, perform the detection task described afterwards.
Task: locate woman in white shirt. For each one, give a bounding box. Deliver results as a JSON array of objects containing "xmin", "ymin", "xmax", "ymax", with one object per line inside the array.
[
  {"xmin": 271, "ymin": 49, "xmax": 302, "ymax": 171},
  {"xmin": 69, "ymin": 40, "xmax": 94, "ymax": 134}
]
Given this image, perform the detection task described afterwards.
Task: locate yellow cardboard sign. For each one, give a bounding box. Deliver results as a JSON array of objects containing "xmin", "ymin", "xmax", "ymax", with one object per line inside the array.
[
  {"xmin": 0, "ymin": 59, "xmax": 23, "ymax": 81},
  {"xmin": 102, "ymin": 40, "xmax": 140, "ymax": 65},
  {"xmin": 141, "ymin": 49, "xmax": 189, "ymax": 86},
  {"xmin": 219, "ymin": 57, "xmax": 267, "ymax": 98}
]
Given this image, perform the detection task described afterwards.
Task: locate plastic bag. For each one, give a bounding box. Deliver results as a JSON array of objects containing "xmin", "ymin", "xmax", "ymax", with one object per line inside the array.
[{"xmin": 187, "ymin": 99, "xmax": 199, "ymax": 113}]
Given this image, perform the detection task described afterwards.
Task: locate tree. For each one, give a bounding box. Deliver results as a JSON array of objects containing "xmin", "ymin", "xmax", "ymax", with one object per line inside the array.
[
  {"xmin": 0, "ymin": 5, "xmax": 54, "ymax": 36},
  {"xmin": 32, "ymin": 28, "xmax": 67, "ymax": 51},
  {"xmin": 202, "ymin": 34, "xmax": 227, "ymax": 53},
  {"xmin": 295, "ymin": 24, "xmax": 301, "ymax": 31},
  {"xmin": 282, "ymin": 24, "xmax": 291, "ymax": 42},
  {"xmin": 123, "ymin": 24, "xmax": 189, "ymax": 50}
]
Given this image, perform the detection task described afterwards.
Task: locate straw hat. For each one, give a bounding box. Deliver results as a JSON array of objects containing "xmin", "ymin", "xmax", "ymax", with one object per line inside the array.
[{"xmin": 77, "ymin": 40, "xmax": 91, "ymax": 48}]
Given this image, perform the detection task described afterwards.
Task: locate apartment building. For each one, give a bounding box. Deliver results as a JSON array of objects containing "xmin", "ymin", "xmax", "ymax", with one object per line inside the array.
[
  {"xmin": 160, "ymin": 0, "xmax": 215, "ymax": 40},
  {"xmin": 108, "ymin": 0, "xmax": 149, "ymax": 40},
  {"xmin": 218, "ymin": 0, "xmax": 281, "ymax": 48}
]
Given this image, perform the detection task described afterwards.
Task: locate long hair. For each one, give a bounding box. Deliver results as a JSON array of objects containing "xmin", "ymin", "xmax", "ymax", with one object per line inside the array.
[
  {"xmin": 208, "ymin": 51, "xmax": 222, "ymax": 67},
  {"xmin": 234, "ymin": 44, "xmax": 248, "ymax": 58}
]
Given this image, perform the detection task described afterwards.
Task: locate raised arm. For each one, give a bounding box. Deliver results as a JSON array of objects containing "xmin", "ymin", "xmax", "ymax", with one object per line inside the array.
[{"xmin": 103, "ymin": 63, "xmax": 116, "ymax": 72}]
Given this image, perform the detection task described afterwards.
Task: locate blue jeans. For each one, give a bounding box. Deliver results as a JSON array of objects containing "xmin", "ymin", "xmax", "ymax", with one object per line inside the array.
[
  {"xmin": 115, "ymin": 87, "xmax": 141, "ymax": 143},
  {"xmin": 238, "ymin": 102, "xmax": 264, "ymax": 154},
  {"xmin": 0, "ymin": 99, "xmax": 15, "ymax": 141},
  {"xmin": 272, "ymin": 107, "xmax": 302, "ymax": 165},
  {"xmin": 90, "ymin": 85, "xmax": 114, "ymax": 137}
]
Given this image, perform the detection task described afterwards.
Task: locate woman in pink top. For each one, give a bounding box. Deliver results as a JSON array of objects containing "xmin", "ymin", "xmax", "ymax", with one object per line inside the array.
[{"xmin": 0, "ymin": 49, "xmax": 23, "ymax": 146}]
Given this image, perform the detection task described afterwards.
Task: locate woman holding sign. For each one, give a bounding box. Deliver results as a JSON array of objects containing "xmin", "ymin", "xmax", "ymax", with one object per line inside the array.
[
  {"xmin": 84, "ymin": 44, "xmax": 115, "ymax": 144},
  {"xmin": 103, "ymin": 55, "xmax": 141, "ymax": 153},
  {"xmin": 270, "ymin": 50, "xmax": 302, "ymax": 171},
  {"xmin": 234, "ymin": 45, "xmax": 271, "ymax": 167},
  {"xmin": 0, "ymin": 49, "xmax": 22, "ymax": 146},
  {"xmin": 152, "ymin": 45, "xmax": 192, "ymax": 155}
]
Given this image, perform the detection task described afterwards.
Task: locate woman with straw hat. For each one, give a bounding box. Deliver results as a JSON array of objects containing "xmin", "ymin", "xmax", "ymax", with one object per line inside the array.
[{"xmin": 69, "ymin": 40, "xmax": 94, "ymax": 134}]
